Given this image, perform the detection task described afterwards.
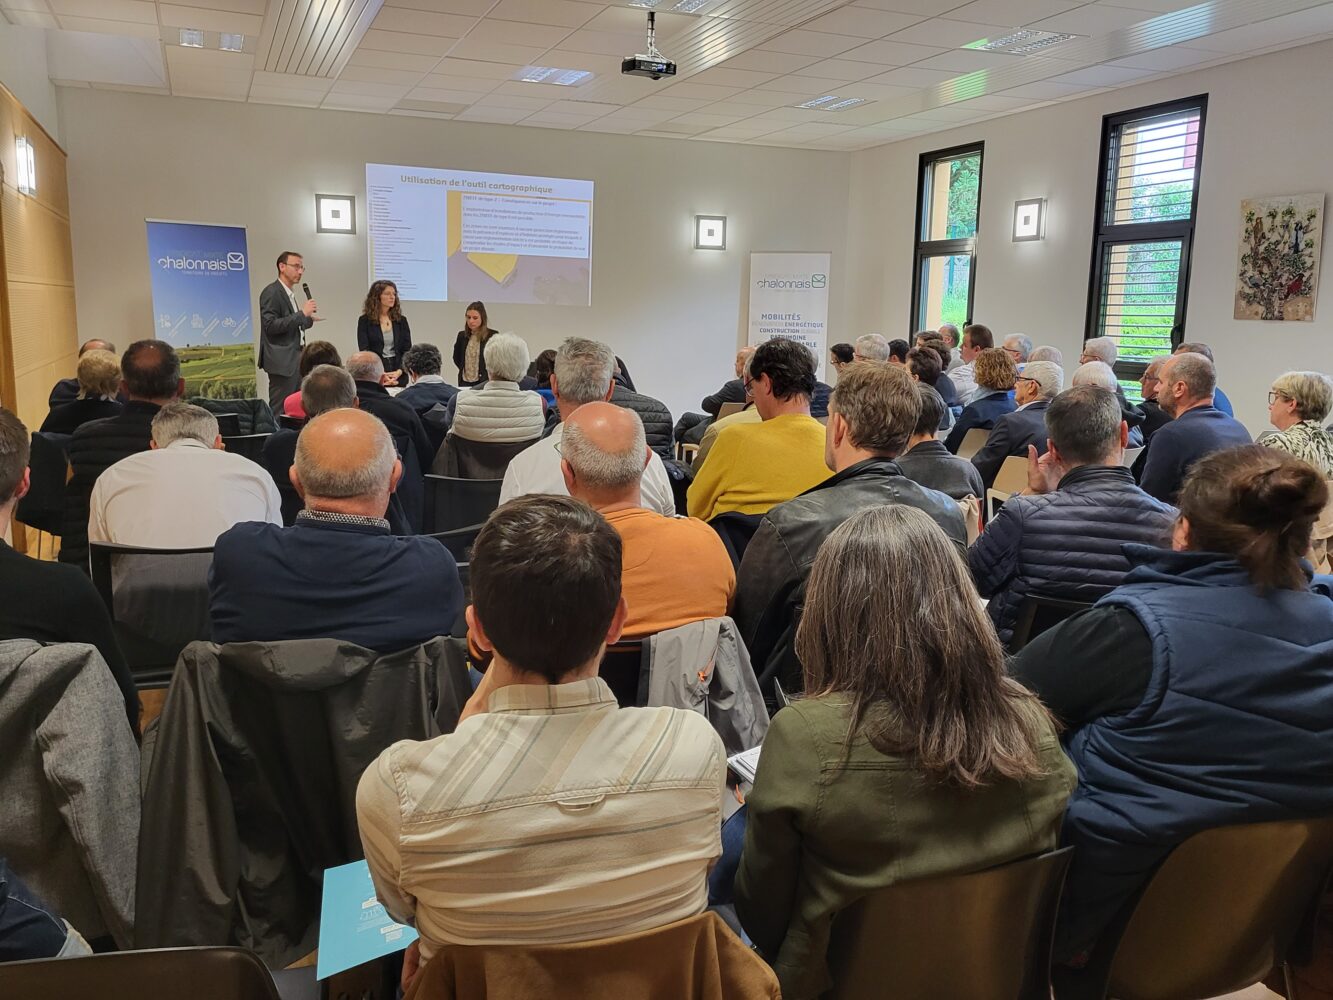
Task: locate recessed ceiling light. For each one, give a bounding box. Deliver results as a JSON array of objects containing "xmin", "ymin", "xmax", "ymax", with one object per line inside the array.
[
  {"xmin": 796, "ymin": 95, "xmax": 868, "ymax": 111},
  {"xmin": 220, "ymin": 33, "xmax": 244, "ymax": 52},
  {"xmin": 627, "ymin": 0, "xmax": 661, "ymax": 7},
  {"xmin": 963, "ymin": 29, "xmax": 1077, "ymax": 55},
  {"xmin": 516, "ymin": 65, "xmax": 593, "ymax": 85},
  {"xmin": 671, "ymin": 0, "xmax": 711, "ymax": 11},
  {"xmin": 179, "ymin": 28, "xmax": 204, "ymax": 48}
]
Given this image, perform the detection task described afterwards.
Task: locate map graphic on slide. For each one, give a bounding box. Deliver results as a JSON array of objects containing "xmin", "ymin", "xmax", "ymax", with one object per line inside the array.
[{"xmin": 366, "ymin": 164, "xmax": 593, "ymax": 305}]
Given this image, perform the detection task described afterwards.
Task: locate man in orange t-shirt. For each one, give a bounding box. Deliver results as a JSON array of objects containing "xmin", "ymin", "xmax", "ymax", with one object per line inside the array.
[{"xmin": 561, "ymin": 402, "xmax": 734, "ymax": 636}]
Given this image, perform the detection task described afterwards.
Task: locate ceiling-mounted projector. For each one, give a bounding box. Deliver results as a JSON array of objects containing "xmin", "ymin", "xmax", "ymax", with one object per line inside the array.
[{"xmin": 622, "ymin": 12, "xmax": 676, "ymax": 80}]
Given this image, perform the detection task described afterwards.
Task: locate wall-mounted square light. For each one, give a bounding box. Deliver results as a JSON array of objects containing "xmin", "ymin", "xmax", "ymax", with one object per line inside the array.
[
  {"xmin": 1012, "ymin": 198, "xmax": 1045, "ymax": 241},
  {"xmin": 14, "ymin": 136, "xmax": 35, "ymax": 197},
  {"xmin": 695, "ymin": 215, "xmax": 726, "ymax": 250},
  {"xmin": 315, "ymin": 194, "xmax": 356, "ymax": 235}
]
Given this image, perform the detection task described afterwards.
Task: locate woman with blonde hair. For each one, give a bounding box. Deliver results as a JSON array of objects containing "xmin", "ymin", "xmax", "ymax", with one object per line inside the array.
[
  {"xmin": 734, "ymin": 505, "xmax": 1075, "ymax": 1000},
  {"xmin": 943, "ymin": 346, "xmax": 1016, "ymax": 453},
  {"xmin": 1265, "ymin": 371, "xmax": 1333, "ymax": 569},
  {"xmin": 40, "ymin": 349, "xmax": 123, "ymax": 434}
]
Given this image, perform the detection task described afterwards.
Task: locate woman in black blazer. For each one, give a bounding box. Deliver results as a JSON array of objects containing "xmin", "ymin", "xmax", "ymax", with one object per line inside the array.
[
  {"xmin": 357, "ymin": 280, "xmax": 411, "ymax": 384},
  {"xmin": 452, "ymin": 300, "xmax": 492, "ymax": 387}
]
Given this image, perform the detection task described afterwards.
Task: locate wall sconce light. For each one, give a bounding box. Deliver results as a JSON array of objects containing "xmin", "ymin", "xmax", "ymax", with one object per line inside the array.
[
  {"xmin": 14, "ymin": 136, "xmax": 35, "ymax": 197},
  {"xmin": 315, "ymin": 194, "xmax": 356, "ymax": 234},
  {"xmin": 1012, "ymin": 198, "xmax": 1045, "ymax": 242},
  {"xmin": 694, "ymin": 215, "xmax": 726, "ymax": 250}
]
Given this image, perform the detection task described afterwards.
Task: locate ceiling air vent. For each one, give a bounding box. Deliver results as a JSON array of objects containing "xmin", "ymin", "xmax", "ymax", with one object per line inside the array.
[
  {"xmin": 963, "ymin": 30, "xmax": 1078, "ymax": 55},
  {"xmin": 256, "ymin": 0, "xmax": 384, "ymax": 78}
]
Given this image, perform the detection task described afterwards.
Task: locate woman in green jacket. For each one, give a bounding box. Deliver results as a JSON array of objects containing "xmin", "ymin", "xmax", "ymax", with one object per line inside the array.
[{"xmin": 734, "ymin": 505, "xmax": 1076, "ymax": 1000}]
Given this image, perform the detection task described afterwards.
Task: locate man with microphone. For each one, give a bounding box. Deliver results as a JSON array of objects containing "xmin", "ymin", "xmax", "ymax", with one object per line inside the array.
[{"xmin": 259, "ymin": 250, "xmax": 321, "ymax": 411}]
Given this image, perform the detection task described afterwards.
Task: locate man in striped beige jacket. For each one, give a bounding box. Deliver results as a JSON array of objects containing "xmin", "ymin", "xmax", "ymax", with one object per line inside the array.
[{"xmin": 357, "ymin": 495, "xmax": 726, "ymax": 981}]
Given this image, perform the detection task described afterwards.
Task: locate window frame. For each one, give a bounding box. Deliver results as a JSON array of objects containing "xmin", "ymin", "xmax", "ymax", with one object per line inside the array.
[
  {"xmin": 911, "ymin": 140, "xmax": 984, "ymax": 333},
  {"xmin": 1084, "ymin": 94, "xmax": 1208, "ymax": 383}
]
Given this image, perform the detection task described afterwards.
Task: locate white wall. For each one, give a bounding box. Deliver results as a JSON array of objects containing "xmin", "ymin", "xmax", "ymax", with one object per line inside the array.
[
  {"xmin": 56, "ymin": 87, "xmax": 852, "ymax": 420},
  {"xmin": 0, "ymin": 19, "xmax": 58, "ymax": 141},
  {"xmin": 846, "ymin": 38, "xmax": 1333, "ymax": 435}
]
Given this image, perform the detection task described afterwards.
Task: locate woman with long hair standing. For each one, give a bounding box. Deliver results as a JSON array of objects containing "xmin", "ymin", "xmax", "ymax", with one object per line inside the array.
[
  {"xmin": 356, "ymin": 280, "xmax": 410, "ymax": 386},
  {"xmin": 734, "ymin": 505, "xmax": 1075, "ymax": 1000},
  {"xmin": 453, "ymin": 301, "xmax": 492, "ymax": 387}
]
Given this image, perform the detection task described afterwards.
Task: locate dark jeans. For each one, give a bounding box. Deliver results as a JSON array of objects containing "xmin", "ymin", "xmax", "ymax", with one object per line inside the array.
[
  {"xmin": 0, "ymin": 858, "xmax": 88, "ymax": 963},
  {"xmin": 709, "ymin": 805, "xmax": 748, "ymax": 907}
]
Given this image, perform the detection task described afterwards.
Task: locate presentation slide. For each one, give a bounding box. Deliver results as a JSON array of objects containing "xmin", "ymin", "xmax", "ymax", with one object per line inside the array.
[{"xmin": 366, "ymin": 163, "xmax": 594, "ymax": 306}]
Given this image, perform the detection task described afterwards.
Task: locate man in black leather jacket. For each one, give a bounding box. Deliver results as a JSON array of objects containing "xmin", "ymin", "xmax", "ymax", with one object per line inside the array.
[{"xmin": 733, "ymin": 362, "xmax": 967, "ymax": 695}]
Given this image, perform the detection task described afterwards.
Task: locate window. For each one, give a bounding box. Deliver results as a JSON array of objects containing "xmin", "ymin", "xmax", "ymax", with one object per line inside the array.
[
  {"xmin": 1086, "ymin": 96, "xmax": 1206, "ymax": 399},
  {"xmin": 912, "ymin": 143, "xmax": 983, "ymax": 333}
]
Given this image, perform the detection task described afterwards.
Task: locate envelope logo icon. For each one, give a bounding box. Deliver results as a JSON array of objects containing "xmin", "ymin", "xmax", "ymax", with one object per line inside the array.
[{"xmin": 226, "ymin": 252, "xmax": 246, "ymax": 270}]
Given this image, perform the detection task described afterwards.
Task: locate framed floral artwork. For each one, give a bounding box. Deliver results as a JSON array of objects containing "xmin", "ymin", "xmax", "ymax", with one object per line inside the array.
[{"xmin": 1235, "ymin": 193, "xmax": 1324, "ymax": 321}]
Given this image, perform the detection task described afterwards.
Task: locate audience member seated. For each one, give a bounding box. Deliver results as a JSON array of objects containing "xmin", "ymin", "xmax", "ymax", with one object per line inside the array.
[
  {"xmin": 971, "ymin": 360, "xmax": 1063, "ymax": 490},
  {"xmin": 969, "ymin": 386, "xmax": 1176, "ymax": 646},
  {"xmin": 948, "ymin": 322, "xmax": 993, "ymax": 404},
  {"xmin": 1029, "ymin": 345, "xmax": 1063, "ymax": 365},
  {"xmin": 688, "ymin": 339, "xmax": 830, "ymax": 522},
  {"xmin": 887, "ymin": 338, "xmax": 909, "ymax": 364},
  {"xmin": 39, "ymin": 350, "xmax": 123, "ymax": 435},
  {"xmin": 0, "ymin": 408, "xmax": 138, "ymax": 732},
  {"xmin": 734, "ymin": 505, "xmax": 1075, "ymax": 1000},
  {"xmin": 89, "ymin": 402, "xmax": 281, "ymax": 547},
  {"xmin": 893, "ymin": 384, "xmax": 984, "ymax": 500},
  {"xmin": 852, "ymin": 334, "xmax": 890, "ymax": 363},
  {"xmin": 735, "ymin": 363, "xmax": 965, "ymax": 690},
  {"xmin": 1010, "ymin": 446, "xmax": 1333, "ymax": 963},
  {"xmin": 60, "ymin": 340, "xmax": 183, "ymax": 571},
  {"xmin": 943, "ymin": 347, "xmax": 1016, "ymax": 454},
  {"xmin": 347, "ymin": 351, "xmax": 433, "ymax": 530},
  {"xmin": 561, "ymin": 402, "xmax": 733, "ymax": 636},
  {"xmin": 210, "ymin": 408, "xmax": 462, "ymax": 648},
  {"xmin": 937, "ymin": 322, "xmax": 962, "ymax": 369},
  {"xmin": 829, "ymin": 343, "xmax": 854, "ymax": 377},
  {"xmin": 905, "ymin": 344, "xmax": 953, "ymax": 428},
  {"xmin": 1072, "ymin": 360, "xmax": 1145, "ymax": 448},
  {"xmin": 530, "ymin": 348, "xmax": 557, "ymax": 407},
  {"xmin": 1138, "ymin": 352, "xmax": 1251, "ymax": 504},
  {"xmin": 917, "ymin": 337, "xmax": 958, "ymax": 407},
  {"xmin": 1264, "ymin": 371, "xmax": 1333, "ymax": 475},
  {"xmin": 674, "ymin": 347, "xmax": 755, "ymax": 448},
  {"xmin": 281, "ymin": 340, "xmax": 340, "ymax": 419},
  {"xmin": 1175, "ymin": 340, "xmax": 1234, "ymax": 416},
  {"xmin": 47, "ymin": 338, "xmax": 116, "ymax": 409},
  {"xmin": 396, "ymin": 343, "xmax": 458, "ymax": 415},
  {"xmin": 1078, "ymin": 335, "xmax": 1118, "ymax": 370},
  {"xmin": 502, "ymin": 337, "xmax": 675, "ymax": 515},
  {"xmin": 0, "ymin": 858, "xmax": 92, "ymax": 962},
  {"xmin": 356, "ymin": 496, "xmax": 725, "ymax": 981},
  {"xmin": 1137, "ymin": 356, "xmax": 1172, "ymax": 447},
  {"xmin": 611, "ymin": 382, "xmax": 673, "ymax": 460},
  {"xmin": 1002, "ymin": 333, "xmax": 1032, "ymax": 366},
  {"xmin": 450, "ymin": 332, "xmax": 545, "ymax": 443}
]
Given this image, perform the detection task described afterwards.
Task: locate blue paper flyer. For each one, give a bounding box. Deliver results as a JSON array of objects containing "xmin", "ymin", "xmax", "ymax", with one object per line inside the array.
[{"xmin": 316, "ymin": 859, "xmax": 418, "ymax": 980}]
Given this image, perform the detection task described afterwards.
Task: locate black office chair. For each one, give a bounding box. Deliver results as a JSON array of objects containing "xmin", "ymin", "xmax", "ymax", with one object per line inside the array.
[
  {"xmin": 15, "ymin": 431, "xmax": 71, "ymax": 556},
  {"xmin": 222, "ymin": 433, "xmax": 270, "ymax": 464},
  {"xmin": 1008, "ymin": 594, "xmax": 1094, "ymax": 652},
  {"xmin": 431, "ymin": 434, "xmax": 535, "ymax": 479},
  {"xmin": 276, "ymin": 414, "xmax": 305, "ymax": 432},
  {"xmin": 89, "ymin": 541, "xmax": 214, "ymax": 686},
  {"xmin": 423, "ymin": 475, "xmax": 503, "ymax": 534},
  {"xmin": 427, "ymin": 522, "xmax": 484, "ymax": 564},
  {"xmin": 600, "ymin": 639, "xmax": 648, "ymax": 708},
  {"xmin": 0, "ymin": 946, "xmax": 288, "ymax": 1000},
  {"xmin": 213, "ymin": 412, "xmax": 242, "ymax": 437}
]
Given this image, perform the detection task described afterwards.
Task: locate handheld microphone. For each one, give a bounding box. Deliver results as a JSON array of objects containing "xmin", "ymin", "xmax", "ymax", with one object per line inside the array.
[{"xmin": 302, "ymin": 282, "xmax": 313, "ymax": 301}]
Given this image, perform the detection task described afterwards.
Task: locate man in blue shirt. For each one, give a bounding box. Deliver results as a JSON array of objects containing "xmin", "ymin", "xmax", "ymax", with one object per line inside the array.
[
  {"xmin": 1175, "ymin": 341, "xmax": 1235, "ymax": 416},
  {"xmin": 1138, "ymin": 352, "xmax": 1251, "ymax": 504},
  {"xmin": 210, "ymin": 408, "xmax": 462, "ymax": 650}
]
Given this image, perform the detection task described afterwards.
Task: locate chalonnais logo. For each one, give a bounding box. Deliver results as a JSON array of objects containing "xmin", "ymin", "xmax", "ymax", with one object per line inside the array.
[
  {"xmin": 157, "ymin": 251, "xmax": 246, "ymax": 272},
  {"xmin": 756, "ymin": 273, "xmax": 826, "ymax": 289}
]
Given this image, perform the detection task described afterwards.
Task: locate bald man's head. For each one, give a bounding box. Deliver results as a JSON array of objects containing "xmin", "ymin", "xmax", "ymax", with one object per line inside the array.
[
  {"xmin": 80, "ymin": 338, "xmax": 115, "ymax": 356},
  {"xmin": 292, "ymin": 408, "xmax": 400, "ymax": 515},
  {"xmin": 345, "ymin": 351, "xmax": 386, "ymax": 383},
  {"xmin": 560, "ymin": 401, "xmax": 648, "ymax": 506}
]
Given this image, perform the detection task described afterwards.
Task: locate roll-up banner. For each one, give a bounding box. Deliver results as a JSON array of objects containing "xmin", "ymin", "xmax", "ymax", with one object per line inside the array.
[{"xmin": 747, "ymin": 251, "xmax": 831, "ymax": 382}]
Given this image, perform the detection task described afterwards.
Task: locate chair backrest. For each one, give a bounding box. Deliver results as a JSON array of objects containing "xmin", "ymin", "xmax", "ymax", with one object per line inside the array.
[
  {"xmin": 1122, "ymin": 445, "xmax": 1144, "ymax": 468},
  {"xmin": 986, "ymin": 454, "xmax": 1029, "ymax": 520},
  {"xmin": 222, "ymin": 433, "xmax": 270, "ymax": 464},
  {"xmin": 427, "ymin": 522, "xmax": 484, "ymax": 564},
  {"xmin": 276, "ymin": 413, "xmax": 305, "ymax": 431},
  {"xmin": 1008, "ymin": 594, "xmax": 1093, "ymax": 652},
  {"xmin": 716, "ymin": 401, "xmax": 745, "ymax": 420},
  {"xmin": 432, "ymin": 434, "xmax": 536, "ymax": 479},
  {"xmin": 212, "ymin": 412, "xmax": 242, "ymax": 437},
  {"xmin": 1100, "ymin": 818, "xmax": 1333, "ymax": 1000},
  {"xmin": 423, "ymin": 475, "xmax": 503, "ymax": 533},
  {"xmin": 600, "ymin": 639, "xmax": 648, "ymax": 708},
  {"xmin": 0, "ymin": 946, "xmax": 282, "ymax": 1000},
  {"xmin": 15, "ymin": 431, "xmax": 71, "ymax": 534},
  {"xmin": 89, "ymin": 541, "xmax": 214, "ymax": 686},
  {"xmin": 956, "ymin": 426, "xmax": 991, "ymax": 460},
  {"xmin": 825, "ymin": 848, "xmax": 1073, "ymax": 1000}
]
